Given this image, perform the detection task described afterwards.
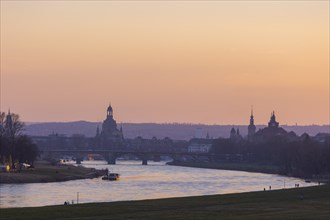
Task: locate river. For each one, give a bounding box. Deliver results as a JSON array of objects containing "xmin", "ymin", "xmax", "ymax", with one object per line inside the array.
[{"xmin": 0, "ymin": 160, "xmax": 317, "ymax": 208}]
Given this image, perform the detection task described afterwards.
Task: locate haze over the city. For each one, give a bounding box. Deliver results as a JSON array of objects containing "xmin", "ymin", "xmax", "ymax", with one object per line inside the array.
[{"xmin": 1, "ymin": 1, "xmax": 329, "ymax": 125}]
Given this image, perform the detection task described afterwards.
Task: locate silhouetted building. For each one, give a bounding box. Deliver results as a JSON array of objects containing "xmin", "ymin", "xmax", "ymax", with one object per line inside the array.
[
  {"xmin": 254, "ymin": 111, "xmax": 290, "ymax": 141},
  {"xmin": 268, "ymin": 111, "xmax": 279, "ymax": 128},
  {"xmin": 188, "ymin": 138, "xmax": 213, "ymax": 153},
  {"xmin": 313, "ymin": 133, "xmax": 330, "ymax": 143},
  {"xmin": 230, "ymin": 127, "xmax": 236, "ymax": 139},
  {"xmin": 95, "ymin": 104, "xmax": 124, "ymax": 148},
  {"xmin": 248, "ymin": 108, "xmax": 256, "ymax": 138},
  {"xmin": 230, "ymin": 127, "xmax": 242, "ymax": 141}
]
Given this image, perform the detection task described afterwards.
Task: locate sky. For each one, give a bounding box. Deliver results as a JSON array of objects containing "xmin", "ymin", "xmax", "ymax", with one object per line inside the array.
[{"xmin": 1, "ymin": 1, "xmax": 329, "ymax": 125}]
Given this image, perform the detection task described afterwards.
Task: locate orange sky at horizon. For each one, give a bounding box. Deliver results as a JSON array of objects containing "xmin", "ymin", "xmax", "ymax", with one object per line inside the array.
[{"xmin": 1, "ymin": 1, "xmax": 329, "ymax": 125}]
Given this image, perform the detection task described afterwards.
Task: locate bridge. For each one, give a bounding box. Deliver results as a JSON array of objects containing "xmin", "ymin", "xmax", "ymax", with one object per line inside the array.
[{"xmin": 41, "ymin": 148, "xmax": 214, "ymax": 165}]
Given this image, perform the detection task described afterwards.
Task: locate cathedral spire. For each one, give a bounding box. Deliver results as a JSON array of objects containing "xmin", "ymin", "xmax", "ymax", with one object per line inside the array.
[
  {"xmin": 250, "ymin": 106, "xmax": 254, "ymax": 125},
  {"xmin": 248, "ymin": 107, "xmax": 256, "ymax": 137}
]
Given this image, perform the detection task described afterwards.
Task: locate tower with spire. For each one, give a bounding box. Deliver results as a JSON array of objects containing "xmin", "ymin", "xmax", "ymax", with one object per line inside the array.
[{"xmin": 248, "ymin": 107, "xmax": 256, "ymax": 137}]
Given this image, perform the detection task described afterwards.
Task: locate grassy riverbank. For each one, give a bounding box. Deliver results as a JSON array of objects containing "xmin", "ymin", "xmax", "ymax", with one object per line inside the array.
[
  {"xmin": 1, "ymin": 185, "xmax": 329, "ymax": 220},
  {"xmin": 0, "ymin": 161, "xmax": 104, "ymax": 184}
]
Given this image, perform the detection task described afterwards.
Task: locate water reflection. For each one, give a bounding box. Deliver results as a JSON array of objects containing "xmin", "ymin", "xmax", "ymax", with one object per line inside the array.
[{"xmin": 0, "ymin": 160, "xmax": 317, "ymax": 208}]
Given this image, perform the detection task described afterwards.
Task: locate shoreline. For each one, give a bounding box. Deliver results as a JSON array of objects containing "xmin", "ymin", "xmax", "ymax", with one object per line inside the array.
[
  {"xmin": 2, "ymin": 159, "xmax": 328, "ymax": 184},
  {"xmin": 167, "ymin": 160, "xmax": 330, "ymax": 184},
  {"xmin": 0, "ymin": 161, "xmax": 106, "ymax": 184}
]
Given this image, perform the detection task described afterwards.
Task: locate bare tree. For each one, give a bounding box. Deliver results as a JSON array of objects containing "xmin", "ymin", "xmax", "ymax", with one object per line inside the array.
[
  {"xmin": 0, "ymin": 112, "xmax": 5, "ymax": 136},
  {"xmin": 0, "ymin": 111, "xmax": 25, "ymax": 138},
  {"xmin": 0, "ymin": 112, "xmax": 37, "ymax": 168}
]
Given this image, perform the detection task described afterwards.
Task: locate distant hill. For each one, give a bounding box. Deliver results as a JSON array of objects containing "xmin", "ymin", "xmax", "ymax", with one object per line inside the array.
[{"xmin": 23, "ymin": 121, "xmax": 330, "ymax": 140}]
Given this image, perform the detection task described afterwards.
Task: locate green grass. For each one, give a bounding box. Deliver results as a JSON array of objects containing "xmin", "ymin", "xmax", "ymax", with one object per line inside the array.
[{"xmin": 1, "ymin": 185, "xmax": 329, "ymax": 220}]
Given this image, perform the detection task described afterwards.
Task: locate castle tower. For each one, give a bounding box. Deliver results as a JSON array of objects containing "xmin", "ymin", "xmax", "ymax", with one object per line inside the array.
[
  {"xmin": 268, "ymin": 111, "xmax": 279, "ymax": 128},
  {"xmin": 248, "ymin": 107, "xmax": 256, "ymax": 137}
]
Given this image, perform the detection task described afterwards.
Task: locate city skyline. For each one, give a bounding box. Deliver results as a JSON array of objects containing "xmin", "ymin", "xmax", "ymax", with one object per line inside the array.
[{"xmin": 1, "ymin": 1, "xmax": 329, "ymax": 125}]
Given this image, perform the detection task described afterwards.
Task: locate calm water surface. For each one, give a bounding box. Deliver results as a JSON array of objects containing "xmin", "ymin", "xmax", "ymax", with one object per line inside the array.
[{"xmin": 0, "ymin": 160, "xmax": 317, "ymax": 208}]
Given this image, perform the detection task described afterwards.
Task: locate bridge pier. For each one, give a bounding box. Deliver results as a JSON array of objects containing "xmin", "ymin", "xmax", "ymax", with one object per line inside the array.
[
  {"xmin": 76, "ymin": 158, "xmax": 83, "ymax": 164},
  {"xmin": 107, "ymin": 153, "xmax": 117, "ymax": 165},
  {"xmin": 108, "ymin": 158, "xmax": 116, "ymax": 164},
  {"xmin": 142, "ymin": 159, "xmax": 148, "ymax": 165},
  {"xmin": 138, "ymin": 153, "xmax": 149, "ymax": 165}
]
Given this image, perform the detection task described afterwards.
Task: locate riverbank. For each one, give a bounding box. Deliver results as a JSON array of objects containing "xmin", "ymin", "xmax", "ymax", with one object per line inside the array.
[
  {"xmin": 0, "ymin": 161, "xmax": 106, "ymax": 184},
  {"xmin": 1, "ymin": 184, "xmax": 329, "ymax": 220},
  {"xmin": 167, "ymin": 160, "xmax": 330, "ymax": 183}
]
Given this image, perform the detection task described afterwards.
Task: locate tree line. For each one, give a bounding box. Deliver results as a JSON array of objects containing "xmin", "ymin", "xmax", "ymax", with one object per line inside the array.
[
  {"xmin": 211, "ymin": 135, "xmax": 330, "ymax": 178},
  {"xmin": 0, "ymin": 112, "xmax": 39, "ymax": 169}
]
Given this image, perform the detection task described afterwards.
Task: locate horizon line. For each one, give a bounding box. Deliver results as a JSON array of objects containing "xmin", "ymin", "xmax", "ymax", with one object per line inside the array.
[{"xmin": 25, "ymin": 120, "xmax": 330, "ymax": 127}]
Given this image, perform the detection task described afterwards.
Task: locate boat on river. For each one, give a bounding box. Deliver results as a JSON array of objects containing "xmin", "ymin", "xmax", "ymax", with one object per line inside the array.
[{"xmin": 102, "ymin": 173, "xmax": 120, "ymax": 181}]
